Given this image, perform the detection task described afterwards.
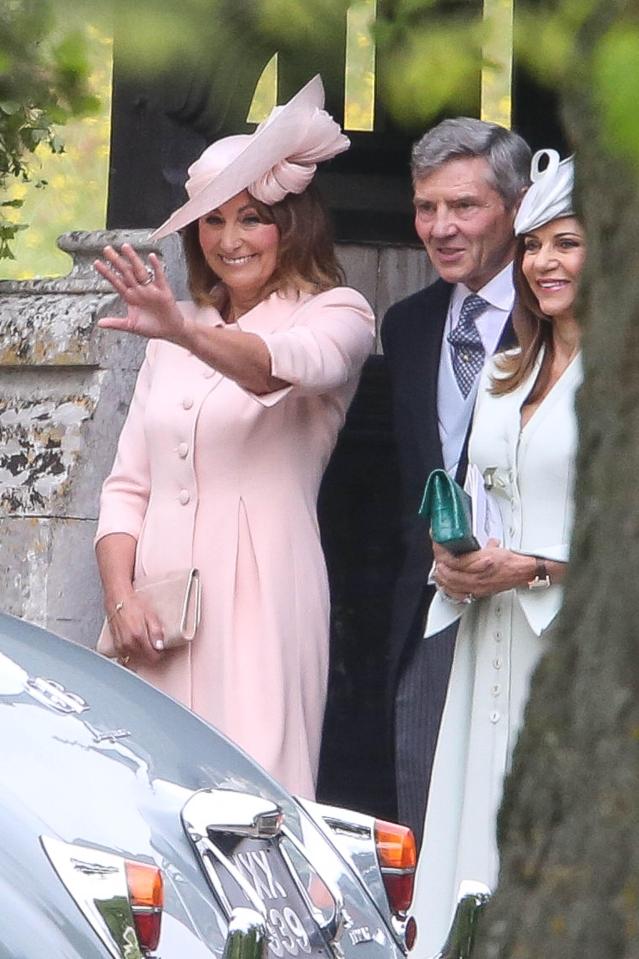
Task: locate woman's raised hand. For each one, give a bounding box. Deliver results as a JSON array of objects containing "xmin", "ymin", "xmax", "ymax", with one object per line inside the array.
[{"xmin": 94, "ymin": 243, "xmax": 188, "ymax": 345}]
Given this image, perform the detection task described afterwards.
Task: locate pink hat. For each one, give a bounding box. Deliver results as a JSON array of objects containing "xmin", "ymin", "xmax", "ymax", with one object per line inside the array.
[{"xmin": 151, "ymin": 75, "xmax": 349, "ymax": 240}]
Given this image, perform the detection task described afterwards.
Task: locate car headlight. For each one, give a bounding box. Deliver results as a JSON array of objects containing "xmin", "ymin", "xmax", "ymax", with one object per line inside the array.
[{"xmin": 41, "ymin": 835, "xmax": 164, "ymax": 957}]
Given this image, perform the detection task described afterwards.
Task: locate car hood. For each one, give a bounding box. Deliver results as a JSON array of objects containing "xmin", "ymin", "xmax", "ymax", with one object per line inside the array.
[
  {"xmin": 0, "ymin": 614, "xmax": 401, "ymax": 959},
  {"xmin": 0, "ymin": 614, "xmax": 305, "ymax": 956}
]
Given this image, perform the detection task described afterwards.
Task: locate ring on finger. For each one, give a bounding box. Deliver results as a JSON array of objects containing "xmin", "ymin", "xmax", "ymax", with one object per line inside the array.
[{"xmin": 139, "ymin": 266, "xmax": 155, "ymax": 286}]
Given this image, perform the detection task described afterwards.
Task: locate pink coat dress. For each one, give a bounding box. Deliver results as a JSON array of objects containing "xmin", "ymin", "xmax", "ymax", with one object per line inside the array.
[{"xmin": 95, "ymin": 287, "xmax": 375, "ymax": 798}]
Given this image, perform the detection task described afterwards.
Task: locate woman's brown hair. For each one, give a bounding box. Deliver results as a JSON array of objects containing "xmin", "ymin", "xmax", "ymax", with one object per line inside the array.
[
  {"xmin": 182, "ymin": 184, "xmax": 345, "ymax": 316},
  {"xmin": 490, "ymin": 236, "xmax": 555, "ymax": 399}
]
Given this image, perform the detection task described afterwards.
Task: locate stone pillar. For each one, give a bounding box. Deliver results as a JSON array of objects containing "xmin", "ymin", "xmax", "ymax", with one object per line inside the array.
[{"xmin": 0, "ymin": 230, "xmax": 177, "ymax": 644}]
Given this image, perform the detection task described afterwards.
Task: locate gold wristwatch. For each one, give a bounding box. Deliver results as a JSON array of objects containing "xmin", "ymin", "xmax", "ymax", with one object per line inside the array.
[{"xmin": 528, "ymin": 557, "xmax": 551, "ymax": 590}]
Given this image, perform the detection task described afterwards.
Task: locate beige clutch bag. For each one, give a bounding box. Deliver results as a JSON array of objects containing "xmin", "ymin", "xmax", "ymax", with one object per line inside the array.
[{"xmin": 97, "ymin": 568, "xmax": 202, "ymax": 657}]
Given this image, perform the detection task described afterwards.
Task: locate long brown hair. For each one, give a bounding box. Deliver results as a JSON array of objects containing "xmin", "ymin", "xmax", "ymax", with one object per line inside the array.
[
  {"xmin": 182, "ymin": 184, "xmax": 344, "ymax": 315},
  {"xmin": 490, "ymin": 236, "xmax": 555, "ymax": 398}
]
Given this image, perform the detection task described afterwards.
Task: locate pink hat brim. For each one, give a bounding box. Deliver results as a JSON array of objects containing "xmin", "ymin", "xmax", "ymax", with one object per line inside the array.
[{"xmin": 151, "ymin": 75, "xmax": 327, "ymax": 240}]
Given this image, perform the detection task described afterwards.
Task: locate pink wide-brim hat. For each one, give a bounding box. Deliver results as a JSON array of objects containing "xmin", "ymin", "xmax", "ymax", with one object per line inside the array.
[{"xmin": 151, "ymin": 75, "xmax": 350, "ymax": 240}]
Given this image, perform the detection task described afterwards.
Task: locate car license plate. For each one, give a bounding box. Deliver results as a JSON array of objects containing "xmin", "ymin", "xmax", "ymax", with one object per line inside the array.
[{"xmin": 218, "ymin": 837, "xmax": 331, "ymax": 959}]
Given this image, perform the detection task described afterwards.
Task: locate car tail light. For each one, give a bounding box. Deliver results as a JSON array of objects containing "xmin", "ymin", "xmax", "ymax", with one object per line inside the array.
[
  {"xmin": 373, "ymin": 819, "xmax": 416, "ymax": 915},
  {"xmin": 42, "ymin": 835, "xmax": 165, "ymax": 958},
  {"xmin": 125, "ymin": 860, "xmax": 164, "ymax": 953},
  {"xmin": 404, "ymin": 915, "xmax": 417, "ymax": 950}
]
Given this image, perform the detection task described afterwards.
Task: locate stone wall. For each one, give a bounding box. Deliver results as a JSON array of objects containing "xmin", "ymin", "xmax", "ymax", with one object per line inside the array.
[{"xmin": 0, "ymin": 230, "xmax": 435, "ymax": 646}]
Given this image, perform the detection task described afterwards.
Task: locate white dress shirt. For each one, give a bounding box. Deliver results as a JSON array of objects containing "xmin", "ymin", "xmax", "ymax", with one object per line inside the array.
[{"xmin": 437, "ymin": 263, "xmax": 514, "ymax": 476}]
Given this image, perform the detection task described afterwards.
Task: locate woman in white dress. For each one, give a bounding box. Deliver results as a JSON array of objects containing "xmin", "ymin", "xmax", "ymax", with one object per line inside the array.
[{"xmin": 410, "ymin": 150, "xmax": 585, "ymax": 954}]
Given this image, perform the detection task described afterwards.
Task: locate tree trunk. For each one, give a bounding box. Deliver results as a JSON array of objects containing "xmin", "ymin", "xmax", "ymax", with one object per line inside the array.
[{"xmin": 474, "ymin": 3, "xmax": 639, "ymax": 957}]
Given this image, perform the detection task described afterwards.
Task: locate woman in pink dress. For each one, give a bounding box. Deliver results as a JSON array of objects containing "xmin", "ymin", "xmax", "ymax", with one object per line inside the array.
[{"xmin": 93, "ymin": 76, "xmax": 375, "ymax": 798}]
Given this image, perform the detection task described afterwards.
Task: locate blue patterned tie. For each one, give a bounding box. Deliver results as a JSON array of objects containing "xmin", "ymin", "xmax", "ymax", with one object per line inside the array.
[{"xmin": 447, "ymin": 294, "xmax": 488, "ymax": 398}]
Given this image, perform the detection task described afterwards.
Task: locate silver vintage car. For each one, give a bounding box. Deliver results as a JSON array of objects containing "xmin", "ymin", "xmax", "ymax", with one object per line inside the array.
[{"xmin": 0, "ymin": 612, "xmax": 488, "ymax": 959}]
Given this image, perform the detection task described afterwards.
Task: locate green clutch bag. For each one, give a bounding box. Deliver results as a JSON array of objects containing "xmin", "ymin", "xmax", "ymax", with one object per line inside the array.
[{"xmin": 418, "ymin": 468, "xmax": 480, "ymax": 555}]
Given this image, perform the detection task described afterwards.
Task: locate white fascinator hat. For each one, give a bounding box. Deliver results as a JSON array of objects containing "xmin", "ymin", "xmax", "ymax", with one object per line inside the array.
[
  {"xmin": 151, "ymin": 75, "xmax": 349, "ymax": 240},
  {"xmin": 514, "ymin": 149, "xmax": 575, "ymax": 236}
]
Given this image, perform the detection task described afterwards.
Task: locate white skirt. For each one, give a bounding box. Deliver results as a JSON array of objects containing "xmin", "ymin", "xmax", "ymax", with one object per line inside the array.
[{"xmin": 409, "ymin": 589, "xmax": 555, "ymax": 955}]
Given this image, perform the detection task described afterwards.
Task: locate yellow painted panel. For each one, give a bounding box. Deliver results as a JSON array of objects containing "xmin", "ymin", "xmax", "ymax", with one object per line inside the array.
[
  {"xmin": 480, "ymin": 0, "xmax": 514, "ymax": 128},
  {"xmin": 345, "ymin": 0, "xmax": 376, "ymax": 131}
]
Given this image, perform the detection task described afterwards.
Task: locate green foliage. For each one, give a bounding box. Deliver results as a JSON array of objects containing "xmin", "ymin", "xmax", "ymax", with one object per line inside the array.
[
  {"xmin": 103, "ymin": 0, "xmax": 351, "ymax": 69},
  {"xmin": 107, "ymin": 0, "xmax": 213, "ymax": 72},
  {"xmin": 0, "ymin": 0, "xmax": 98, "ymax": 259},
  {"xmin": 515, "ymin": 0, "xmax": 598, "ymax": 86},
  {"xmin": 375, "ymin": 1, "xmax": 486, "ymax": 126},
  {"xmin": 373, "ymin": 0, "xmax": 639, "ymax": 175},
  {"xmin": 255, "ymin": 0, "xmax": 351, "ymax": 51},
  {"xmin": 515, "ymin": 0, "xmax": 639, "ymax": 170},
  {"xmin": 377, "ymin": 18, "xmax": 483, "ymax": 127},
  {"xmin": 6, "ymin": 0, "xmax": 639, "ymax": 271},
  {"xmin": 2, "ymin": 22, "xmax": 111, "ymax": 280},
  {"xmin": 593, "ymin": 22, "xmax": 639, "ymax": 166}
]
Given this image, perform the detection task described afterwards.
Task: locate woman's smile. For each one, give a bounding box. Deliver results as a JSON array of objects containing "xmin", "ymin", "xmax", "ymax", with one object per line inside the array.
[
  {"xmin": 198, "ymin": 190, "xmax": 280, "ymax": 313},
  {"xmin": 522, "ymin": 216, "xmax": 586, "ymax": 322},
  {"xmin": 535, "ymin": 278, "xmax": 571, "ymax": 293},
  {"xmin": 218, "ymin": 253, "xmax": 259, "ymax": 266}
]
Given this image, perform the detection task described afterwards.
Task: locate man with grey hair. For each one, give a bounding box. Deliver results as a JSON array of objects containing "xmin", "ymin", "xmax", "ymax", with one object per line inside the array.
[{"xmin": 382, "ymin": 117, "xmax": 531, "ymax": 846}]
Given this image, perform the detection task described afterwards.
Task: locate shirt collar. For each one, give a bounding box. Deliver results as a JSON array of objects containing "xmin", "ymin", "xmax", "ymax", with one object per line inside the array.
[{"xmin": 452, "ymin": 261, "xmax": 514, "ymax": 314}]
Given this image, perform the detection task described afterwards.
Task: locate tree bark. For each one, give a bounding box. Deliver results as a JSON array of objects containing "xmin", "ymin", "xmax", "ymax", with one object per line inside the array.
[{"xmin": 474, "ymin": 3, "xmax": 639, "ymax": 957}]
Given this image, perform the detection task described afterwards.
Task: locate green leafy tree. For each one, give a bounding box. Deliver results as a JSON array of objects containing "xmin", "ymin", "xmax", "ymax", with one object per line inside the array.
[{"xmin": 0, "ymin": 0, "xmax": 98, "ymax": 258}]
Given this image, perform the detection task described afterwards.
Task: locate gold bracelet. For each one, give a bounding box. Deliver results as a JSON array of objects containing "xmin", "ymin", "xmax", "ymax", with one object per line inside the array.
[{"xmin": 107, "ymin": 600, "xmax": 125, "ymax": 624}]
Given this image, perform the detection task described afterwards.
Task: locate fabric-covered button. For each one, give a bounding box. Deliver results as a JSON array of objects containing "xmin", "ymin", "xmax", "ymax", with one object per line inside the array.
[
  {"xmin": 182, "ymin": 397, "xmax": 194, "ymax": 410},
  {"xmin": 495, "ymin": 630, "xmax": 502, "ymax": 642},
  {"xmin": 177, "ymin": 442, "xmax": 188, "ymax": 459},
  {"xmin": 492, "ymin": 684, "xmax": 501, "ymax": 696},
  {"xmin": 493, "ymin": 657, "xmax": 502, "ymax": 669},
  {"xmin": 179, "ymin": 489, "xmax": 190, "ymax": 505},
  {"xmin": 490, "ymin": 710, "xmax": 500, "ymax": 724}
]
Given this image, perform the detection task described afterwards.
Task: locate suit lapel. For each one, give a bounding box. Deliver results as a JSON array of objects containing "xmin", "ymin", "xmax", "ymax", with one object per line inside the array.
[{"xmin": 411, "ymin": 280, "xmax": 452, "ymax": 473}]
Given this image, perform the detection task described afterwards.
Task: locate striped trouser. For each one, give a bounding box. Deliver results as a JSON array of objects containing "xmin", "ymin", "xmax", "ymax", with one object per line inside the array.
[{"xmin": 394, "ymin": 622, "xmax": 457, "ymax": 850}]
